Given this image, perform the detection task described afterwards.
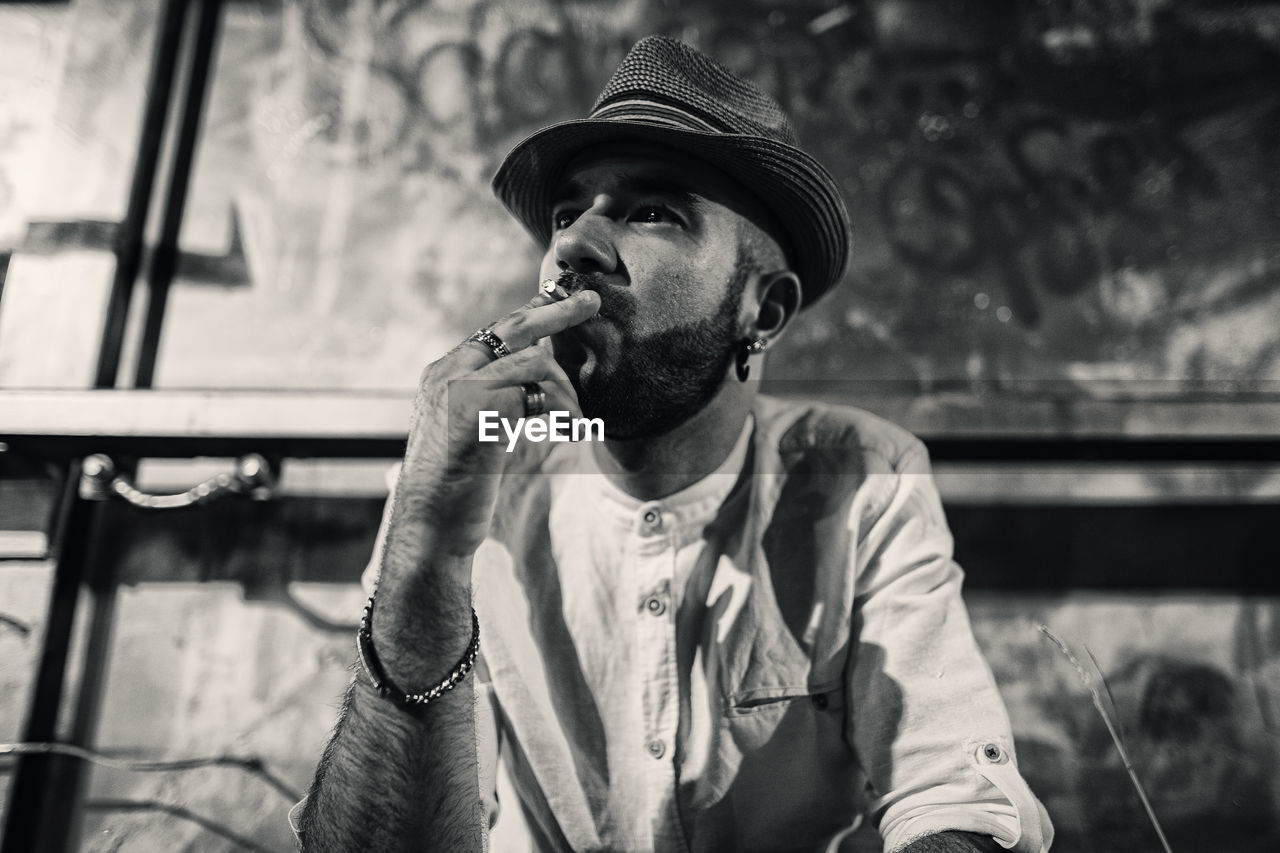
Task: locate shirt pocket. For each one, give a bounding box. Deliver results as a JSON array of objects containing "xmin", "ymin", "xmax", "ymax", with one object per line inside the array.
[
  {"xmin": 727, "ymin": 680, "xmax": 844, "ymax": 716},
  {"xmin": 723, "ymin": 680, "xmax": 845, "ymax": 752}
]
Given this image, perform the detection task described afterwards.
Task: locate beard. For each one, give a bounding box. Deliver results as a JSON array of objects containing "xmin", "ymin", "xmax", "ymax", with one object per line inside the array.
[{"xmin": 554, "ymin": 259, "xmax": 749, "ymax": 441}]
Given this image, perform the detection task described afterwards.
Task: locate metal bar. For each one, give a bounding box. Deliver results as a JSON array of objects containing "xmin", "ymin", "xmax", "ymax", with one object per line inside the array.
[
  {"xmin": 92, "ymin": 0, "xmax": 190, "ymax": 390},
  {"xmin": 60, "ymin": 558, "xmax": 122, "ymax": 847},
  {"xmin": 922, "ymin": 438, "xmax": 1280, "ymax": 463},
  {"xmin": 3, "ymin": 389, "xmax": 1280, "ymax": 441},
  {"xmin": 11, "ymin": 433, "xmax": 1280, "ymax": 464},
  {"xmin": 0, "ymin": 390, "xmax": 415, "ymax": 441},
  {"xmin": 74, "ymin": 495, "xmax": 1279, "ymax": 595},
  {"xmin": 134, "ymin": 0, "xmax": 224, "ymax": 389},
  {"xmin": 0, "ymin": 462, "xmax": 102, "ymax": 853},
  {"xmin": 953, "ymin": 503, "xmax": 1280, "ymax": 592},
  {"xmin": 3, "ymin": 3, "xmax": 191, "ymax": 849},
  {"xmin": 53, "ymin": 4, "xmax": 210, "ymax": 846},
  {"xmin": 5, "ymin": 391, "xmax": 1280, "ymax": 460}
]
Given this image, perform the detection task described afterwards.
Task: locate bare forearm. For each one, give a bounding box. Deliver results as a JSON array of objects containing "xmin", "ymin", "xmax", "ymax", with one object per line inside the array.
[
  {"xmin": 300, "ymin": 526, "xmax": 483, "ymax": 851},
  {"xmin": 299, "ymin": 287, "xmax": 596, "ymax": 849}
]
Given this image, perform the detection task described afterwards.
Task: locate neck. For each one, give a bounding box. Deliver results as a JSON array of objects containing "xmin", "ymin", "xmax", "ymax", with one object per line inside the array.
[{"xmin": 592, "ymin": 384, "xmax": 754, "ymax": 501}]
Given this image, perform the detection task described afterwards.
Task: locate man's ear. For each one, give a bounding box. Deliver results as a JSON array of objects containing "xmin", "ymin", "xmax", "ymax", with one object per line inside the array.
[{"xmin": 747, "ymin": 270, "xmax": 802, "ymax": 342}]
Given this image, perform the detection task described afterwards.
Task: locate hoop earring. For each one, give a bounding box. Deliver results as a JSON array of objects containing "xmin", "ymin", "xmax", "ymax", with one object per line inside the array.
[{"xmin": 735, "ymin": 338, "xmax": 768, "ymax": 382}]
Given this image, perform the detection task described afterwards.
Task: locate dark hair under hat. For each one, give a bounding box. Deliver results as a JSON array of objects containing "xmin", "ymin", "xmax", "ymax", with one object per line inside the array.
[{"xmin": 491, "ymin": 35, "xmax": 851, "ymax": 307}]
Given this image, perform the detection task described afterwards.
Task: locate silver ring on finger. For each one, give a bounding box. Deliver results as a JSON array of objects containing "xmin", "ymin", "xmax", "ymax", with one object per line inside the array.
[
  {"xmin": 468, "ymin": 327, "xmax": 512, "ymax": 361},
  {"xmin": 522, "ymin": 383, "xmax": 547, "ymax": 418}
]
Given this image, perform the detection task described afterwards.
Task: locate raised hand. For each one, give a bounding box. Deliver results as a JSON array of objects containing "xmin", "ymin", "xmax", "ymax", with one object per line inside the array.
[{"xmin": 395, "ymin": 287, "xmax": 601, "ymax": 564}]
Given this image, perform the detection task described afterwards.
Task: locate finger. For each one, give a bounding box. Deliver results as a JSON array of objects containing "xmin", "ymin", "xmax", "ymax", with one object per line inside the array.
[
  {"xmin": 524, "ymin": 290, "xmax": 566, "ymax": 349},
  {"xmin": 452, "ymin": 380, "xmax": 585, "ymax": 461},
  {"xmin": 463, "ymin": 376, "xmax": 581, "ymax": 423},
  {"xmin": 488, "ymin": 289, "xmax": 600, "ymax": 353},
  {"xmin": 449, "ymin": 377, "xmax": 582, "ymax": 432},
  {"xmin": 473, "ymin": 345, "xmax": 577, "ymax": 393},
  {"xmin": 443, "ymin": 291, "xmax": 557, "ymax": 367},
  {"xmin": 507, "ymin": 381, "xmax": 582, "ymax": 424},
  {"xmin": 444, "ymin": 289, "xmax": 598, "ymax": 374},
  {"xmin": 460, "ymin": 346, "xmax": 580, "ymax": 414}
]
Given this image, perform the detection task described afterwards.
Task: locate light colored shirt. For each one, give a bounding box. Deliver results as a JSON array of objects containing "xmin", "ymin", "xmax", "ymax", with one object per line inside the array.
[{"xmin": 359, "ymin": 396, "xmax": 1053, "ymax": 852}]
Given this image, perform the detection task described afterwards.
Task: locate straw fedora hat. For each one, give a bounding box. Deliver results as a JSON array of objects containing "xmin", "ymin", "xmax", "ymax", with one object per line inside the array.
[{"xmin": 491, "ymin": 35, "xmax": 851, "ymax": 307}]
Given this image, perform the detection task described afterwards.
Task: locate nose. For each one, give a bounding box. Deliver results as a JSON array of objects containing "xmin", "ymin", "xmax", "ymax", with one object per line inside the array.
[{"xmin": 553, "ymin": 209, "xmax": 618, "ymax": 276}]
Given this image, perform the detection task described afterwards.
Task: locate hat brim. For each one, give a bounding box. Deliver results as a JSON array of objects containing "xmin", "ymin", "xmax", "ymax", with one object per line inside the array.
[{"xmin": 491, "ymin": 119, "xmax": 850, "ymax": 307}]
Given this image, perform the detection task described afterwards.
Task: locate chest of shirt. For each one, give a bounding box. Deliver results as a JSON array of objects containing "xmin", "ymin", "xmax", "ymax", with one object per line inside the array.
[{"xmin": 473, "ymin": 462, "xmax": 872, "ymax": 851}]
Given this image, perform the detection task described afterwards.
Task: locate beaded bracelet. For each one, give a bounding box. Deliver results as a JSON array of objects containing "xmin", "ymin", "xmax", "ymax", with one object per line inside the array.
[{"xmin": 356, "ymin": 595, "xmax": 480, "ymax": 710}]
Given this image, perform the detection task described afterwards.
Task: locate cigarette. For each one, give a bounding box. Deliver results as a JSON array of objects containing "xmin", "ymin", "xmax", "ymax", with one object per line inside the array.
[{"xmin": 541, "ymin": 278, "xmax": 570, "ymax": 301}]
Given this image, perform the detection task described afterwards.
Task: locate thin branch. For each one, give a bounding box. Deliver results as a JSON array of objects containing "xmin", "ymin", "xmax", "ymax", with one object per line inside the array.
[
  {"xmin": 1038, "ymin": 624, "xmax": 1173, "ymax": 853},
  {"xmin": 0, "ymin": 741, "xmax": 300, "ymax": 803}
]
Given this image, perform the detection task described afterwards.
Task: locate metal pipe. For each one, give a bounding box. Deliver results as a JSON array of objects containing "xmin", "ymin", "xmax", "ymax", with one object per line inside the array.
[
  {"xmin": 0, "ymin": 462, "xmax": 102, "ymax": 853},
  {"xmin": 134, "ymin": 0, "xmax": 224, "ymax": 389},
  {"xmin": 2, "ymin": 3, "xmax": 192, "ymax": 850},
  {"xmin": 93, "ymin": 0, "xmax": 190, "ymax": 390}
]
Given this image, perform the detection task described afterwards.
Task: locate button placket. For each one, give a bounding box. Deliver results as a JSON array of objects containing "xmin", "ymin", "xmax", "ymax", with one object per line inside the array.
[{"xmin": 633, "ymin": 501, "xmax": 676, "ymax": 787}]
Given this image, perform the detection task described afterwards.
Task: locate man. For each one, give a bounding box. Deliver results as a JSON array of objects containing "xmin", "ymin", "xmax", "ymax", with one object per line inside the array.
[{"xmin": 299, "ymin": 36, "xmax": 1053, "ymax": 852}]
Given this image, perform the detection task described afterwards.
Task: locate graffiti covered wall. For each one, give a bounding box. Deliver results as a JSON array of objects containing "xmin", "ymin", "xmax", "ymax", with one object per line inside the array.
[{"xmin": 2, "ymin": 0, "xmax": 1277, "ymax": 390}]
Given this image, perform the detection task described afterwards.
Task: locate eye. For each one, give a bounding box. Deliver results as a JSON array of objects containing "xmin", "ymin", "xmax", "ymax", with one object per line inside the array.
[
  {"xmin": 632, "ymin": 205, "xmax": 680, "ymax": 225},
  {"xmin": 552, "ymin": 209, "xmax": 580, "ymax": 230}
]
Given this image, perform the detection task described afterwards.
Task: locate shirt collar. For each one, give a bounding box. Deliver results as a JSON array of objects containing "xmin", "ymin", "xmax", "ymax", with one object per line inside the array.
[{"xmin": 574, "ymin": 414, "xmax": 755, "ymax": 532}]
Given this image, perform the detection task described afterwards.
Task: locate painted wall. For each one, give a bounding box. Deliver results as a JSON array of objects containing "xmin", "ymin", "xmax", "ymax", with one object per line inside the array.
[{"xmin": 1, "ymin": 0, "xmax": 1277, "ymax": 389}]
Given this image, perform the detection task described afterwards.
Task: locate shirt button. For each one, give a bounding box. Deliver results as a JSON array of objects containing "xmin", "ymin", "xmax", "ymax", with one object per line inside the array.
[
  {"xmin": 646, "ymin": 738, "xmax": 666, "ymax": 759},
  {"xmin": 645, "ymin": 596, "xmax": 667, "ymax": 617},
  {"xmin": 811, "ymin": 693, "xmax": 829, "ymax": 711},
  {"xmin": 978, "ymin": 742, "xmax": 1008, "ymax": 764},
  {"xmin": 639, "ymin": 506, "xmax": 662, "ymax": 532}
]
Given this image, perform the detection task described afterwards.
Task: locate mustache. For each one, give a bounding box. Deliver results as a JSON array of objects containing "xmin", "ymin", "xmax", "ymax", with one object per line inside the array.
[{"xmin": 555, "ymin": 270, "xmax": 636, "ymax": 322}]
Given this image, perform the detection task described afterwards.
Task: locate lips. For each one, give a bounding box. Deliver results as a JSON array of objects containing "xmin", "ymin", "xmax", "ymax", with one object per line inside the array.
[{"xmin": 557, "ymin": 272, "xmax": 629, "ymax": 320}]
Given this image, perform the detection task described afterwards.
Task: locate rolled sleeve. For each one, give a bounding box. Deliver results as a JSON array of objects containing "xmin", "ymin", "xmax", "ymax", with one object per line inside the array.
[{"xmin": 846, "ymin": 442, "xmax": 1052, "ymax": 853}]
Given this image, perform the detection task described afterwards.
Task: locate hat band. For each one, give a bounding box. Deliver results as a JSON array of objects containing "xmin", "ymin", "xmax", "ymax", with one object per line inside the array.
[{"xmin": 590, "ymin": 99, "xmax": 724, "ymax": 133}]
